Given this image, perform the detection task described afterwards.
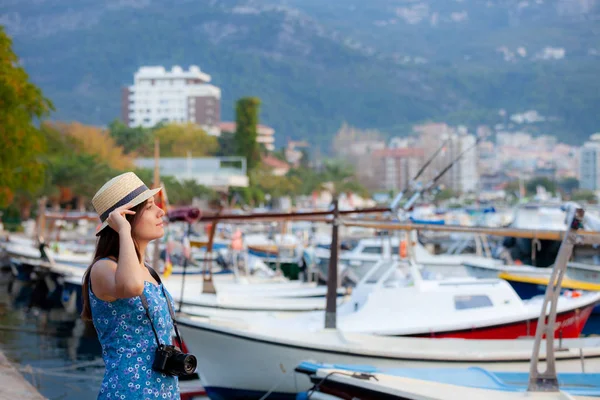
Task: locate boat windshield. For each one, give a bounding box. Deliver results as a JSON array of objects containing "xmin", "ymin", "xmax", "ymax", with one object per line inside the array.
[{"xmin": 364, "ymin": 261, "xmax": 395, "ymax": 284}]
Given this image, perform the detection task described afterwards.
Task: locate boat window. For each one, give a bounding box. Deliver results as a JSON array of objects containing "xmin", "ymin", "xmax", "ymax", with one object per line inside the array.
[
  {"xmin": 341, "ymin": 239, "xmax": 359, "ymax": 251},
  {"xmin": 454, "ymin": 295, "xmax": 493, "ymax": 310},
  {"xmin": 361, "ymin": 246, "xmax": 383, "ymax": 254}
]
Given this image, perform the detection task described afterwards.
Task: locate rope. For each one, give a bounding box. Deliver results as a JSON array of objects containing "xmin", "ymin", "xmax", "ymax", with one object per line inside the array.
[
  {"xmin": 258, "ymin": 364, "xmax": 288, "ymax": 400},
  {"xmin": 305, "ymin": 371, "xmax": 378, "ymax": 399}
]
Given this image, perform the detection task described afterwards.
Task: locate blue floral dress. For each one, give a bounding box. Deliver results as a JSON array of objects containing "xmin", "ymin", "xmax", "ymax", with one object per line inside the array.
[{"xmin": 89, "ymin": 276, "xmax": 180, "ymax": 399}]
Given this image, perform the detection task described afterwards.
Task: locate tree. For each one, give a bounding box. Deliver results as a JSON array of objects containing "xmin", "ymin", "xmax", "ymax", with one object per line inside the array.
[
  {"xmin": 300, "ymin": 148, "xmax": 311, "ymax": 169},
  {"xmin": 571, "ymin": 190, "xmax": 597, "ymax": 203},
  {"xmin": 250, "ymin": 164, "xmax": 302, "ymax": 199},
  {"xmin": 320, "ymin": 160, "xmax": 369, "ymax": 199},
  {"xmin": 0, "ymin": 27, "xmax": 54, "ymax": 207},
  {"xmin": 153, "ymin": 123, "xmax": 218, "ymax": 157},
  {"xmin": 44, "ymin": 153, "xmax": 116, "ymax": 209},
  {"xmin": 526, "ymin": 177, "xmax": 556, "ymax": 195},
  {"xmin": 37, "ymin": 122, "xmax": 125, "ymax": 210},
  {"xmin": 44, "ymin": 122, "xmax": 134, "ymax": 170},
  {"xmin": 107, "ymin": 119, "xmax": 153, "ymax": 155},
  {"xmin": 558, "ymin": 177, "xmax": 579, "ymax": 195},
  {"xmin": 287, "ymin": 167, "xmax": 324, "ymax": 196},
  {"xmin": 159, "ymin": 176, "xmax": 215, "ymax": 205},
  {"xmin": 234, "ymin": 97, "xmax": 261, "ymax": 171},
  {"xmin": 434, "ymin": 188, "xmax": 456, "ymax": 202}
]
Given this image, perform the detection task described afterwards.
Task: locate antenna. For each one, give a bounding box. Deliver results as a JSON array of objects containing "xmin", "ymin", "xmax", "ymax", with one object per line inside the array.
[
  {"xmin": 390, "ymin": 138, "xmax": 450, "ymax": 213},
  {"xmin": 401, "ymin": 137, "xmax": 481, "ymax": 213}
]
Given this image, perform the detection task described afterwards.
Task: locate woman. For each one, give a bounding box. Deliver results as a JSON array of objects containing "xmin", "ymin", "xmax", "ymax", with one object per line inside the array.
[{"xmin": 81, "ymin": 172, "xmax": 179, "ymax": 399}]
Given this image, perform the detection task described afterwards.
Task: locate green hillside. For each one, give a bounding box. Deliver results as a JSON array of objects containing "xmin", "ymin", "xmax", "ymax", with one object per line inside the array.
[{"xmin": 2, "ymin": 0, "xmax": 599, "ymax": 147}]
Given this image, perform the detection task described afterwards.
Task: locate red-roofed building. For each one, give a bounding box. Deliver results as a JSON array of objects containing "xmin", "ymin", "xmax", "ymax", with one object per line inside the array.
[
  {"xmin": 219, "ymin": 122, "xmax": 276, "ymax": 151},
  {"xmin": 262, "ymin": 155, "xmax": 290, "ymax": 176}
]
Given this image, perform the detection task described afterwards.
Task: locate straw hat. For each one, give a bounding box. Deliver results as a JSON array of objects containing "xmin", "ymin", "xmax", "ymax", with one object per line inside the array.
[{"xmin": 92, "ymin": 172, "xmax": 162, "ymax": 235}]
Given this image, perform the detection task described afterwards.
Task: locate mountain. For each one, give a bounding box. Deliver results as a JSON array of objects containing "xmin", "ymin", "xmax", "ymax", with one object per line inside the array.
[{"xmin": 2, "ymin": 0, "xmax": 599, "ymax": 148}]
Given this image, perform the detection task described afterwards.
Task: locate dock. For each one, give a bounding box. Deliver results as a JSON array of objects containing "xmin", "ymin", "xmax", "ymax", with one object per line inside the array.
[{"xmin": 0, "ymin": 349, "xmax": 46, "ymax": 399}]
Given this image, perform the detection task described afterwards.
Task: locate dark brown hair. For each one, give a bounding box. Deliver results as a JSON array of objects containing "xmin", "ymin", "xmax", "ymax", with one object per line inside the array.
[{"xmin": 81, "ymin": 200, "xmax": 148, "ymax": 321}]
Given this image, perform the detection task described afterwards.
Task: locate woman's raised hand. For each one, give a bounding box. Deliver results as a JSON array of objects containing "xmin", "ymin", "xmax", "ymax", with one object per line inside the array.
[{"xmin": 107, "ymin": 203, "xmax": 136, "ymax": 234}]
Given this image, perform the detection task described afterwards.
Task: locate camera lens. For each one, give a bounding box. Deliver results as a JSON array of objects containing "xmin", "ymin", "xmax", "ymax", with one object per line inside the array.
[{"xmin": 182, "ymin": 354, "xmax": 197, "ymax": 374}]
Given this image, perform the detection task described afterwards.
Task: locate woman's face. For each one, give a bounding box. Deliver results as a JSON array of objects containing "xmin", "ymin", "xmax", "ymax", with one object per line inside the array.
[{"xmin": 131, "ymin": 196, "xmax": 165, "ymax": 242}]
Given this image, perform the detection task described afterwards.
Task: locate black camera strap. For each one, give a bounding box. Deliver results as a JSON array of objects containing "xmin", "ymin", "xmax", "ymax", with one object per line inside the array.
[
  {"xmin": 139, "ymin": 292, "xmax": 163, "ymax": 348},
  {"xmin": 140, "ymin": 265, "xmax": 186, "ymax": 351}
]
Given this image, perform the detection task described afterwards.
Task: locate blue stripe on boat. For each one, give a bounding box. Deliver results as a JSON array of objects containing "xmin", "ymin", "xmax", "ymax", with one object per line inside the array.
[{"xmin": 295, "ymin": 362, "xmax": 600, "ymax": 396}]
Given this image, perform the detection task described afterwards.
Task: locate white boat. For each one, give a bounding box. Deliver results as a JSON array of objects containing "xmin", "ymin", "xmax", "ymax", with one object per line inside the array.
[
  {"xmin": 28, "ymin": 248, "xmax": 346, "ymax": 315},
  {"xmin": 463, "ymin": 260, "xmax": 551, "ymax": 279},
  {"xmin": 176, "ymin": 208, "xmax": 600, "ymax": 400},
  {"xmin": 314, "ymin": 235, "xmax": 504, "ymax": 281},
  {"xmin": 566, "ymin": 262, "xmax": 600, "ymax": 284},
  {"xmin": 464, "ymin": 259, "xmax": 600, "ymax": 287},
  {"xmin": 3, "ymin": 240, "xmax": 91, "ymax": 268},
  {"xmin": 177, "ymin": 315, "xmax": 600, "ymax": 400},
  {"xmin": 192, "ymin": 260, "xmax": 599, "ymax": 339}
]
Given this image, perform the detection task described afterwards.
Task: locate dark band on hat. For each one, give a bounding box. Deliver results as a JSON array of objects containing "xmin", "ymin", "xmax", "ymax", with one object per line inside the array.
[{"xmin": 99, "ymin": 185, "xmax": 149, "ymax": 222}]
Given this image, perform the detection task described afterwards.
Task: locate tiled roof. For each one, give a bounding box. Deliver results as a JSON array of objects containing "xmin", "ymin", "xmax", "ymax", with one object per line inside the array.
[{"xmin": 262, "ymin": 155, "xmax": 290, "ymax": 169}]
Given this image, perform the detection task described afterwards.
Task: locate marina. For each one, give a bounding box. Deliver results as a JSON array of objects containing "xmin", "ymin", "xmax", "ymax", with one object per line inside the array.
[
  {"xmin": 2, "ymin": 2, "xmax": 600, "ymax": 398},
  {"xmin": 3, "ymin": 199, "xmax": 600, "ymax": 400}
]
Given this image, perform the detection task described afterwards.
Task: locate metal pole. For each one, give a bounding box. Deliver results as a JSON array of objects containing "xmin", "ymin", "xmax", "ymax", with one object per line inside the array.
[
  {"xmin": 177, "ymin": 221, "xmax": 192, "ymax": 313},
  {"xmin": 324, "ymin": 197, "xmax": 339, "ymax": 329},
  {"xmin": 527, "ymin": 207, "xmax": 585, "ymax": 392}
]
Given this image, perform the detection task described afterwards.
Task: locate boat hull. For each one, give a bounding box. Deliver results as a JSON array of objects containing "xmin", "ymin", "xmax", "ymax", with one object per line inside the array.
[
  {"xmin": 412, "ymin": 304, "xmax": 595, "ymax": 340},
  {"xmin": 178, "ymin": 320, "xmax": 600, "ymax": 400}
]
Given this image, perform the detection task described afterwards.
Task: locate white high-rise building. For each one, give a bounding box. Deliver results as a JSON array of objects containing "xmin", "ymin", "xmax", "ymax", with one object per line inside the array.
[
  {"xmin": 455, "ymin": 134, "xmax": 479, "ymax": 193},
  {"xmin": 415, "ymin": 123, "xmax": 479, "ymax": 194},
  {"xmin": 580, "ymin": 134, "xmax": 600, "ymax": 191},
  {"xmin": 121, "ymin": 65, "xmax": 221, "ymax": 135}
]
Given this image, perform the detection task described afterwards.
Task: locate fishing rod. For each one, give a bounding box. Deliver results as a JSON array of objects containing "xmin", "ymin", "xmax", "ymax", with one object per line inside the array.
[
  {"xmin": 400, "ymin": 136, "xmax": 481, "ymax": 215},
  {"xmin": 390, "ymin": 138, "xmax": 451, "ymax": 213}
]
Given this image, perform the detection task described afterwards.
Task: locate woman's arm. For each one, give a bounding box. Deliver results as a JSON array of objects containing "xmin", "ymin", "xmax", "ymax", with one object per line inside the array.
[
  {"xmin": 113, "ymin": 225, "xmax": 145, "ymax": 297},
  {"xmin": 90, "ymin": 204, "xmax": 146, "ymax": 301}
]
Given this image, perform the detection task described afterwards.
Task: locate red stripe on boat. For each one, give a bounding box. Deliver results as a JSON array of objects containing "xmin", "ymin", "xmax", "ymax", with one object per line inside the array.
[{"xmin": 412, "ymin": 305, "xmax": 594, "ymax": 340}]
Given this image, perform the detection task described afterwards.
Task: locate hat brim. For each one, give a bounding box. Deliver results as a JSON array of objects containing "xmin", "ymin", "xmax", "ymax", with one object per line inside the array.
[{"xmin": 96, "ymin": 187, "xmax": 163, "ymax": 236}]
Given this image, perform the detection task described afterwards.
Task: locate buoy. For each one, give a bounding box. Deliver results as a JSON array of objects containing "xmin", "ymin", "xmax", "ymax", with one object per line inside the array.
[{"xmin": 399, "ymin": 240, "xmax": 408, "ymax": 259}]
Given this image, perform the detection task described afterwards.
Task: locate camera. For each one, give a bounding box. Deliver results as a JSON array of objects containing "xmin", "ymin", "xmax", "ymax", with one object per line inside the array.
[{"xmin": 153, "ymin": 344, "xmax": 197, "ymax": 377}]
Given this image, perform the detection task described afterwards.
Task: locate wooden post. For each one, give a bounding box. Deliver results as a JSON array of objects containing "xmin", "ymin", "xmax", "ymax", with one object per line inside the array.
[
  {"xmin": 36, "ymin": 197, "xmax": 47, "ymax": 244},
  {"xmin": 203, "ymin": 207, "xmax": 223, "ymax": 295},
  {"xmin": 325, "ymin": 197, "xmax": 339, "ymax": 329},
  {"xmin": 275, "ymin": 221, "xmax": 282, "ymax": 276}
]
